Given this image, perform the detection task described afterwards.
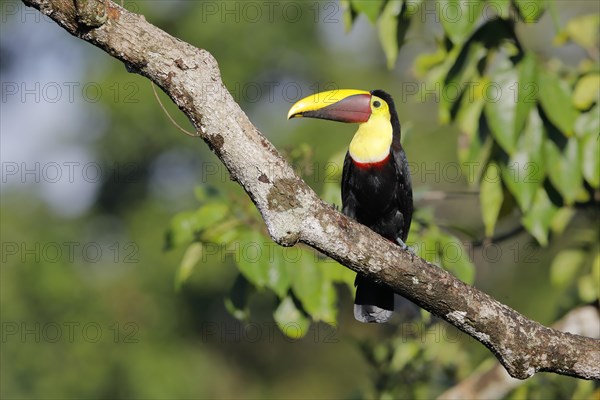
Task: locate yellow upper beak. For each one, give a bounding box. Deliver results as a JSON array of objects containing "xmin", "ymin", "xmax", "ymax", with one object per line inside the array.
[{"xmin": 287, "ymin": 89, "xmax": 371, "ymax": 120}]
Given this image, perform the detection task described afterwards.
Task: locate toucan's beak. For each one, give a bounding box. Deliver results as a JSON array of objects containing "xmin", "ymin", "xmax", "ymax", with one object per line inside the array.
[{"xmin": 288, "ymin": 89, "xmax": 372, "ymax": 123}]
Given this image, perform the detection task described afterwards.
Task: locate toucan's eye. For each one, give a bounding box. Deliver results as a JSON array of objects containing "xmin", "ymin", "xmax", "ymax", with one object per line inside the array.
[{"xmin": 373, "ymin": 100, "xmax": 381, "ymax": 108}]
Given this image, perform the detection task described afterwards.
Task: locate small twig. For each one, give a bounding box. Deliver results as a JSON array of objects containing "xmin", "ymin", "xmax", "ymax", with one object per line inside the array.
[{"xmin": 150, "ymin": 82, "xmax": 198, "ymax": 138}]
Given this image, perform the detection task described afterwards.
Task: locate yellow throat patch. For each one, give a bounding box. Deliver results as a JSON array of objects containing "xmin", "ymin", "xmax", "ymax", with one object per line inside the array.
[{"xmin": 348, "ymin": 96, "xmax": 393, "ymax": 164}]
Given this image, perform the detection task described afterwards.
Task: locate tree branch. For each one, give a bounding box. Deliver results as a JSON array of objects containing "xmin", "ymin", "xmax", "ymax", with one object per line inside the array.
[
  {"xmin": 439, "ymin": 306, "xmax": 600, "ymax": 399},
  {"xmin": 22, "ymin": 0, "xmax": 599, "ymax": 381}
]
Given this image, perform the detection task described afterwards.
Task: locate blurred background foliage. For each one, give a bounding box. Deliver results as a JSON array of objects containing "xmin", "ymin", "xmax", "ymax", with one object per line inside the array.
[{"xmin": 1, "ymin": 0, "xmax": 598, "ymax": 399}]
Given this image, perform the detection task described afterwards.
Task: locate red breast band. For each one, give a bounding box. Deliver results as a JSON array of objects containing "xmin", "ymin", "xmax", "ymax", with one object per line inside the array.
[{"xmin": 351, "ymin": 153, "xmax": 391, "ymax": 170}]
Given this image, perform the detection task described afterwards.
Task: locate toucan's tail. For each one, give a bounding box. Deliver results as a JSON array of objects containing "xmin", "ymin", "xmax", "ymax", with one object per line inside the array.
[{"xmin": 353, "ymin": 275, "xmax": 394, "ymax": 323}]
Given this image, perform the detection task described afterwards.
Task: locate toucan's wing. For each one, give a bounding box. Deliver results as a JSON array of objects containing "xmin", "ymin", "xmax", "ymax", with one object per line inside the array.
[
  {"xmin": 341, "ymin": 151, "xmax": 357, "ymax": 219},
  {"xmin": 391, "ymin": 142, "xmax": 413, "ymax": 242}
]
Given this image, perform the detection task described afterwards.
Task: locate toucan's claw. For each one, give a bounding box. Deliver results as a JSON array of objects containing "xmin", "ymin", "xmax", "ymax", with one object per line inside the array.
[
  {"xmin": 396, "ymin": 237, "xmax": 408, "ymax": 249},
  {"xmin": 396, "ymin": 238, "xmax": 415, "ymax": 257}
]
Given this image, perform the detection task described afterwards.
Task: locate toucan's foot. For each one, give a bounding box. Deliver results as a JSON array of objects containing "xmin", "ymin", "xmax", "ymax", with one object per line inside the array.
[
  {"xmin": 396, "ymin": 238, "xmax": 412, "ymax": 252},
  {"xmin": 396, "ymin": 238, "xmax": 408, "ymax": 249},
  {"xmin": 331, "ymin": 203, "xmax": 340, "ymax": 211},
  {"xmin": 396, "ymin": 238, "xmax": 416, "ymax": 257}
]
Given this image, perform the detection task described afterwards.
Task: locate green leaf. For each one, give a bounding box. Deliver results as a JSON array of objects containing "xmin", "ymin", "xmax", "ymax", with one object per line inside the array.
[
  {"xmin": 169, "ymin": 202, "xmax": 229, "ymax": 246},
  {"xmin": 195, "ymin": 202, "xmax": 230, "ymax": 227},
  {"xmin": 224, "ymin": 274, "xmax": 253, "ymax": 321},
  {"xmin": 434, "ymin": 45, "xmax": 467, "ymax": 124},
  {"xmin": 456, "ymin": 97, "xmax": 485, "ymax": 168},
  {"xmin": 415, "ymin": 228, "xmax": 441, "ymax": 265},
  {"xmin": 513, "ymin": 0, "xmax": 545, "ymax": 23},
  {"xmin": 579, "ymin": 126, "xmax": 600, "ymax": 188},
  {"xmin": 418, "ymin": 37, "xmax": 459, "ymax": 83},
  {"xmin": 545, "ymin": 137, "xmax": 583, "ymax": 205},
  {"xmin": 235, "ymin": 232, "xmax": 291, "ymax": 298},
  {"xmin": 440, "ymin": 42, "xmax": 486, "ymax": 124},
  {"xmin": 546, "ymin": 0, "xmax": 560, "ymax": 32},
  {"xmin": 550, "ymin": 207, "xmax": 576, "ymax": 235},
  {"xmin": 201, "ymin": 219, "xmax": 240, "ymax": 244},
  {"xmin": 175, "ymin": 242, "xmax": 203, "ymax": 291},
  {"xmin": 574, "ymin": 105, "xmax": 600, "ymax": 138},
  {"xmin": 456, "ymin": 85, "xmax": 492, "ymax": 185},
  {"xmin": 562, "ymin": 14, "xmax": 600, "ymax": 50},
  {"xmin": 292, "ymin": 255, "xmax": 337, "ymax": 323},
  {"xmin": 377, "ymin": 0, "xmax": 403, "ymax": 69},
  {"xmin": 578, "ymin": 275, "xmax": 599, "ymax": 303},
  {"xmin": 456, "ymin": 87, "xmax": 485, "ymax": 141},
  {"xmin": 514, "ymin": 52, "xmax": 538, "ymax": 136},
  {"xmin": 414, "ymin": 46, "xmax": 447, "ymax": 78},
  {"xmin": 265, "ymin": 247, "xmax": 292, "ymax": 298},
  {"xmin": 235, "ymin": 230, "xmax": 271, "ymax": 289},
  {"xmin": 522, "ymin": 187, "xmax": 558, "ymax": 246},
  {"xmin": 572, "ymin": 378, "xmax": 597, "ymax": 400},
  {"xmin": 483, "ymin": 57, "xmax": 520, "ymax": 155},
  {"xmin": 322, "ymin": 260, "xmax": 356, "ymax": 293},
  {"xmin": 480, "ymin": 162, "xmax": 504, "ymax": 237},
  {"xmin": 351, "ymin": 0, "xmax": 384, "ymax": 23},
  {"xmin": 438, "ymin": 0, "xmax": 483, "ymax": 44},
  {"xmin": 340, "ymin": 0, "xmax": 356, "ymax": 32},
  {"xmin": 550, "ymin": 250, "xmax": 586, "ymax": 288},
  {"xmin": 273, "ymin": 296, "xmax": 311, "ymax": 339},
  {"xmin": 169, "ymin": 210, "xmax": 196, "ymax": 247},
  {"xmin": 439, "ymin": 234, "xmax": 475, "ymax": 284},
  {"xmin": 502, "ymin": 109, "xmax": 545, "ymax": 210},
  {"xmin": 573, "ymin": 73, "xmax": 600, "ymax": 110},
  {"xmin": 538, "ymin": 69, "xmax": 579, "ymax": 136}
]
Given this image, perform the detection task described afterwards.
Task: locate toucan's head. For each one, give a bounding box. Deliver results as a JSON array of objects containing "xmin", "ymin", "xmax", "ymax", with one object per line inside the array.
[{"xmin": 288, "ymin": 89, "xmax": 400, "ymax": 164}]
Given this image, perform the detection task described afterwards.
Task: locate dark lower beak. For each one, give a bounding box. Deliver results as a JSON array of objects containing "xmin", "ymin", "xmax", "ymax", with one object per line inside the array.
[{"xmin": 288, "ymin": 89, "xmax": 372, "ymax": 123}]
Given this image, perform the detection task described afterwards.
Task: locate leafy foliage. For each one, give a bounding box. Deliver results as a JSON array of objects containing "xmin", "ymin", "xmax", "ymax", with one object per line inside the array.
[
  {"xmin": 166, "ymin": 186, "xmax": 355, "ymax": 337},
  {"xmin": 347, "ymin": 0, "xmax": 599, "ymax": 246},
  {"xmin": 356, "ymin": 322, "xmax": 471, "ymax": 399}
]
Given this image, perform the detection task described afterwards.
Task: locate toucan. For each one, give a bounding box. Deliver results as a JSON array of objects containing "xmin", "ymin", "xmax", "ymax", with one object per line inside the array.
[{"xmin": 288, "ymin": 89, "xmax": 413, "ymax": 323}]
